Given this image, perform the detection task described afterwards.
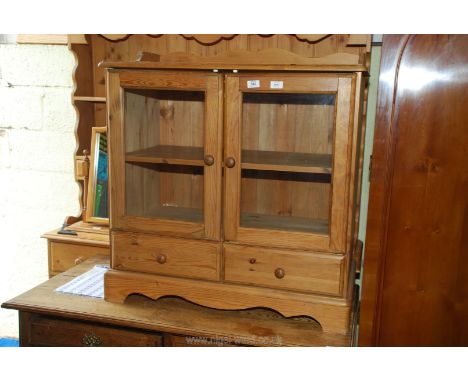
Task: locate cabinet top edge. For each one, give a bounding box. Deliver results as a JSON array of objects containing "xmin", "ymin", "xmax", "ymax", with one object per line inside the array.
[{"xmin": 99, "ymin": 60, "xmax": 368, "ymax": 73}]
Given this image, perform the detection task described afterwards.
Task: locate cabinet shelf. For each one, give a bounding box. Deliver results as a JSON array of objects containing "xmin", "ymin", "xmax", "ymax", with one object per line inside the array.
[
  {"xmin": 241, "ymin": 212, "xmax": 329, "ymax": 235},
  {"xmin": 73, "ymin": 96, "xmax": 107, "ymax": 103},
  {"xmin": 242, "ymin": 150, "xmax": 332, "ymax": 174},
  {"xmin": 147, "ymin": 206, "xmax": 203, "ymax": 223},
  {"xmin": 126, "ymin": 145, "xmax": 204, "ymax": 166}
]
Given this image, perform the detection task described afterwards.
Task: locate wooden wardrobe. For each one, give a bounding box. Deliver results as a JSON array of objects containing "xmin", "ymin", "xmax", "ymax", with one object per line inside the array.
[{"xmin": 359, "ymin": 35, "xmax": 468, "ymax": 346}]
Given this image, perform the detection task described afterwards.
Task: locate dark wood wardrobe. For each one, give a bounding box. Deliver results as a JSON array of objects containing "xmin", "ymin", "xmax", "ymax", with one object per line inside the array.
[{"xmin": 359, "ymin": 35, "xmax": 468, "ymax": 346}]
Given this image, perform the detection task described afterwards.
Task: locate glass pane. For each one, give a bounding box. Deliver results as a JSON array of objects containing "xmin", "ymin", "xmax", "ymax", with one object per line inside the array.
[
  {"xmin": 126, "ymin": 163, "xmax": 204, "ymax": 222},
  {"xmin": 124, "ymin": 89, "xmax": 205, "ymax": 159},
  {"xmin": 240, "ymin": 92, "xmax": 335, "ymax": 234},
  {"xmin": 123, "ymin": 88, "xmax": 205, "ymax": 222},
  {"xmin": 240, "ymin": 170, "xmax": 330, "ymax": 234}
]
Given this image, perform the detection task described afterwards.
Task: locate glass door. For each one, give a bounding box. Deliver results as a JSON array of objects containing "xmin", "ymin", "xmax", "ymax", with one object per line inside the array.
[
  {"xmin": 224, "ymin": 74, "xmax": 355, "ymax": 252},
  {"xmin": 108, "ymin": 71, "xmax": 222, "ymax": 240}
]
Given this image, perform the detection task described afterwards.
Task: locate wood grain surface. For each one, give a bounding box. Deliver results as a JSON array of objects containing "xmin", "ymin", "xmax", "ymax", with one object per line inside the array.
[
  {"xmin": 360, "ymin": 35, "xmax": 468, "ymax": 346},
  {"xmin": 2, "ymin": 258, "xmax": 353, "ymax": 346}
]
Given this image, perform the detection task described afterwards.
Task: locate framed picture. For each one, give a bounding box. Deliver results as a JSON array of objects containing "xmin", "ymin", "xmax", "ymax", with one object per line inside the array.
[{"xmin": 86, "ymin": 126, "xmax": 109, "ymax": 224}]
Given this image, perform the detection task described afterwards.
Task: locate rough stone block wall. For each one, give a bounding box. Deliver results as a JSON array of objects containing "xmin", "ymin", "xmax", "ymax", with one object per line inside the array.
[{"xmin": 0, "ymin": 43, "xmax": 79, "ymax": 337}]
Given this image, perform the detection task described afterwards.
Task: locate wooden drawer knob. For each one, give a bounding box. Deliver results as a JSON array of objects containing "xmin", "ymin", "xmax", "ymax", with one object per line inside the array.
[
  {"xmin": 225, "ymin": 157, "xmax": 236, "ymax": 168},
  {"xmin": 156, "ymin": 254, "xmax": 167, "ymax": 264},
  {"xmin": 249, "ymin": 258, "xmax": 256, "ymax": 264},
  {"xmin": 204, "ymin": 154, "xmax": 215, "ymax": 166},
  {"xmin": 274, "ymin": 268, "xmax": 285, "ymax": 279}
]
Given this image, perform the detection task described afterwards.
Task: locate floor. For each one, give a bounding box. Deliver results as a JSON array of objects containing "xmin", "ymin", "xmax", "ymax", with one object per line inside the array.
[{"xmin": 0, "ymin": 338, "xmax": 19, "ymax": 347}]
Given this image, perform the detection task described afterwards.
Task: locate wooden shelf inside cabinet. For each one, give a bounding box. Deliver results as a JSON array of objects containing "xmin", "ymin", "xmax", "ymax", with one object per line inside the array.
[
  {"xmin": 125, "ymin": 145, "xmax": 204, "ymax": 166},
  {"xmin": 140, "ymin": 206, "xmax": 203, "ymax": 223},
  {"xmin": 241, "ymin": 212, "xmax": 329, "ymax": 235},
  {"xmin": 242, "ymin": 150, "xmax": 332, "ymax": 174},
  {"xmin": 73, "ymin": 96, "xmax": 107, "ymax": 103}
]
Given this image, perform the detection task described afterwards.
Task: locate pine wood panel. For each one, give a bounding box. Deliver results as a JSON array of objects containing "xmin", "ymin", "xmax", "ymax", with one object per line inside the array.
[
  {"xmin": 203, "ymin": 75, "xmax": 223, "ymax": 239},
  {"xmin": 112, "ymin": 232, "xmax": 221, "ymax": 281},
  {"xmin": 94, "ymin": 35, "xmax": 369, "ymax": 67},
  {"xmin": 224, "ymin": 244, "xmax": 344, "ymax": 296},
  {"xmin": 224, "ymin": 75, "xmax": 242, "ymax": 240},
  {"xmin": 342, "ymin": 72, "xmax": 364, "ymax": 300},
  {"xmin": 119, "ymin": 70, "xmax": 209, "ymax": 89},
  {"xmin": 328, "ymin": 76, "xmax": 354, "ymax": 252},
  {"xmin": 104, "ymin": 268, "xmax": 353, "ymax": 334}
]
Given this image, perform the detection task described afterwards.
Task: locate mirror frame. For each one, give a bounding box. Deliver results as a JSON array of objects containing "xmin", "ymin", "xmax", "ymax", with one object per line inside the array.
[{"xmin": 85, "ymin": 126, "xmax": 109, "ymax": 225}]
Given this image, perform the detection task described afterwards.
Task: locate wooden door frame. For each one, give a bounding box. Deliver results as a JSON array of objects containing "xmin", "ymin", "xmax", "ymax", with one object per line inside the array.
[
  {"xmin": 223, "ymin": 73, "xmax": 357, "ymax": 253},
  {"xmin": 107, "ymin": 70, "xmax": 223, "ymax": 240},
  {"xmin": 358, "ymin": 35, "xmax": 411, "ymax": 346}
]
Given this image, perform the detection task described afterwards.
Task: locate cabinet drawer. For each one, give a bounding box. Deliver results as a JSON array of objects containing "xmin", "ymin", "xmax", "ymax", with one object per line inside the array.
[
  {"xmin": 224, "ymin": 244, "xmax": 344, "ymax": 296},
  {"xmin": 28, "ymin": 315, "xmax": 162, "ymax": 347},
  {"xmin": 112, "ymin": 232, "xmax": 221, "ymax": 281},
  {"xmin": 50, "ymin": 242, "xmax": 109, "ymax": 273}
]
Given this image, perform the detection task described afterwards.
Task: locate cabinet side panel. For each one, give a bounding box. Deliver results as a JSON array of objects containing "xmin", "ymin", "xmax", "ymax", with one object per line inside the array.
[{"xmin": 107, "ymin": 71, "xmax": 125, "ymax": 230}]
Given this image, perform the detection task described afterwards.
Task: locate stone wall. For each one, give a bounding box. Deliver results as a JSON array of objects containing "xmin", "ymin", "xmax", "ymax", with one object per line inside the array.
[{"xmin": 0, "ymin": 43, "xmax": 79, "ymax": 337}]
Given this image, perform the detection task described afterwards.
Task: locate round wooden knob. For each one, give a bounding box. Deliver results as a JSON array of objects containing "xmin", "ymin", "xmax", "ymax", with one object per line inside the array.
[
  {"xmin": 204, "ymin": 154, "xmax": 215, "ymax": 166},
  {"xmin": 249, "ymin": 258, "xmax": 256, "ymax": 264},
  {"xmin": 225, "ymin": 157, "xmax": 236, "ymax": 168},
  {"xmin": 274, "ymin": 268, "xmax": 285, "ymax": 279},
  {"xmin": 156, "ymin": 254, "xmax": 167, "ymax": 264}
]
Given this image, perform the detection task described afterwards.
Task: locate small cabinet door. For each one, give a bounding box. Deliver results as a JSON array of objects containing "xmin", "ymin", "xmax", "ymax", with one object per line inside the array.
[
  {"xmin": 224, "ymin": 73, "xmax": 356, "ymax": 252},
  {"xmin": 107, "ymin": 70, "xmax": 222, "ymax": 240}
]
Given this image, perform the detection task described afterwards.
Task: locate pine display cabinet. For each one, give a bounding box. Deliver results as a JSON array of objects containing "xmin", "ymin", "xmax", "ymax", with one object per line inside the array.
[{"xmin": 99, "ymin": 34, "xmax": 369, "ymax": 335}]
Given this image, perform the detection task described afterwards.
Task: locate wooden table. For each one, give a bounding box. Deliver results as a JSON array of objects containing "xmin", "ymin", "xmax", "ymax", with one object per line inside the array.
[{"xmin": 1, "ymin": 258, "xmax": 355, "ymax": 346}]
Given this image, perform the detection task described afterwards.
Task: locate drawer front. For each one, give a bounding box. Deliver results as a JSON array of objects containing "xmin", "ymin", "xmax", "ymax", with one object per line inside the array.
[
  {"xmin": 223, "ymin": 244, "xmax": 344, "ymax": 296},
  {"xmin": 50, "ymin": 242, "xmax": 109, "ymax": 273},
  {"xmin": 112, "ymin": 232, "xmax": 221, "ymax": 281},
  {"xmin": 29, "ymin": 315, "xmax": 162, "ymax": 347}
]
